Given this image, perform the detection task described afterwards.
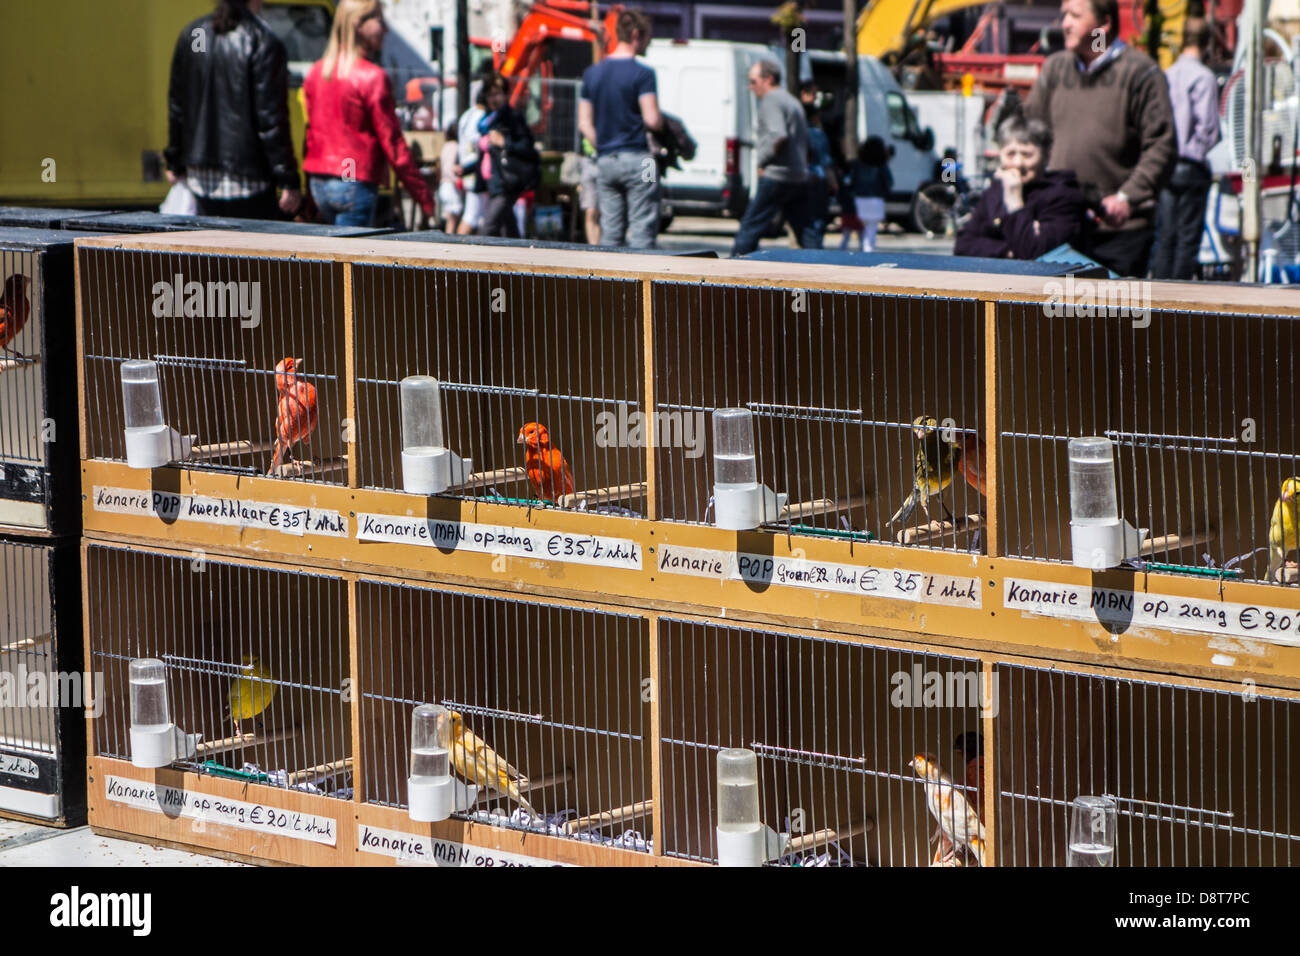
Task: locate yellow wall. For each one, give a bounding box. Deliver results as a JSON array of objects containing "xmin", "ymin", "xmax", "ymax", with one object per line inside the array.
[{"xmin": 0, "ymin": 1, "xmax": 329, "ymax": 207}]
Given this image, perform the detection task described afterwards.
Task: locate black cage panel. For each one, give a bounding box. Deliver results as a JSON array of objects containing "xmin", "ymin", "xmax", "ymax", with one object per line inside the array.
[
  {"xmin": 0, "ymin": 538, "xmax": 84, "ymax": 824},
  {"xmin": 0, "ymin": 231, "xmax": 81, "ymax": 534}
]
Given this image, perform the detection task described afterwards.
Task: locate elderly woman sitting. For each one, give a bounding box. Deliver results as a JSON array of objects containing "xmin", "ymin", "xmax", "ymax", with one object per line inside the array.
[{"xmin": 955, "ymin": 116, "xmax": 1087, "ymax": 260}]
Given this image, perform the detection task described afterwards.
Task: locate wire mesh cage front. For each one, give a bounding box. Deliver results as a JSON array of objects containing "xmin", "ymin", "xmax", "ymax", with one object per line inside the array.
[
  {"xmin": 357, "ymin": 579, "xmax": 652, "ymax": 851},
  {"xmin": 659, "ymin": 618, "xmax": 987, "ymax": 866},
  {"xmin": 653, "ymin": 283, "xmax": 987, "ymax": 550},
  {"xmin": 0, "ymin": 538, "xmax": 83, "ymax": 823},
  {"xmin": 996, "ymin": 304, "xmax": 1300, "ymax": 585},
  {"xmin": 995, "ymin": 663, "xmax": 1299, "ymax": 866},
  {"xmin": 80, "ymin": 248, "xmax": 347, "ymax": 483},
  {"xmin": 86, "ymin": 545, "xmax": 352, "ymax": 799},
  {"xmin": 353, "ymin": 265, "xmax": 646, "ymax": 513}
]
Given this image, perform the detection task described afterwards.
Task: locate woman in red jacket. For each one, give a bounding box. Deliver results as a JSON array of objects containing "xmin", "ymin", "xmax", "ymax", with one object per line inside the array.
[{"xmin": 303, "ymin": 0, "xmax": 435, "ymax": 226}]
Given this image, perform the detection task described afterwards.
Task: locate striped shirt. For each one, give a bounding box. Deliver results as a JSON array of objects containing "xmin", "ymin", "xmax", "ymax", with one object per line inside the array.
[{"xmin": 185, "ymin": 166, "xmax": 270, "ymax": 200}]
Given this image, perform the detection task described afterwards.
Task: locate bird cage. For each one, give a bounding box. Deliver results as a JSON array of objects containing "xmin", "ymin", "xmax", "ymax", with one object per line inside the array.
[
  {"xmin": 995, "ymin": 662, "xmax": 1300, "ymax": 866},
  {"xmin": 0, "ymin": 229, "xmax": 83, "ymax": 535},
  {"xmin": 85, "ymin": 543, "xmax": 353, "ymax": 805},
  {"xmin": 0, "ymin": 537, "xmax": 84, "ymax": 825},
  {"xmin": 79, "ymin": 247, "xmax": 349, "ymax": 484},
  {"xmin": 652, "ymin": 283, "xmax": 987, "ymax": 550},
  {"xmin": 353, "ymin": 264, "xmax": 647, "ymax": 513},
  {"xmin": 356, "ymin": 577, "xmax": 653, "ymax": 855},
  {"xmin": 658, "ymin": 617, "xmax": 987, "ymax": 866},
  {"xmin": 996, "ymin": 303, "xmax": 1300, "ymax": 586},
  {"xmin": 63, "ymin": 210, "xmax": 391, "ymax": 237}
]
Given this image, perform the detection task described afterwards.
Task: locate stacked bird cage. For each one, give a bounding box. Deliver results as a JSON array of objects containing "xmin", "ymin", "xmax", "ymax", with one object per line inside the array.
[
  {"xmin": 72, "ymin": 229, "xmax": 1300, "ymax": 867},
  {"xmin": 0, "ymin": 227, "xmax": 88, "ymax": 827}
]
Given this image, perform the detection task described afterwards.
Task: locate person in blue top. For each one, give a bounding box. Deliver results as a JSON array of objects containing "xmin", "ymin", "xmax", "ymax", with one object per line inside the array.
[
  {"xmin": 841, "ymin": 136, "xmax": 893, "ymax": 252},
  {"xmin": 578, "ymin": 9, "xmax": 664, "ymax": 248},
  {"xmin": 800, "ymin": 82, "xmax": 837, "ymax": 249}
]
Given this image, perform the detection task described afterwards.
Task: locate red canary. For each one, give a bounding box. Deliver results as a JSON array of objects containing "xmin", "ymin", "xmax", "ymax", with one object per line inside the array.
[
  {"xmin": 0, "ymin": 274, "xmax": 31, "ymax": 357},
  {"xmin": 954, "ymin": 430, "xmax": 988, "ymax": 497},
  {"xmin": 269, "ymin": 357, "xmax": 319, "ymax": 473},
  {"xmin": 517, "ymin": 422, "xmax": 574, "ymax": 503}
]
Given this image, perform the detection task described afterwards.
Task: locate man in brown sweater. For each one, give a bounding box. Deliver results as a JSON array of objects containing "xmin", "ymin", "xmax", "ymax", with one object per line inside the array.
[{"xmin": 1026, "ymin": 0, "xmax": 1176, "ymax": 277}]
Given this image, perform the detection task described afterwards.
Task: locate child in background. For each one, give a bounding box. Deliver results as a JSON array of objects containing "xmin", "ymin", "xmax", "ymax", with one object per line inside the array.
[
  {"xmin": 842, "ymin": 136, "xmax": 892, "ymax": 252},
  {"xmin": 438, "ymin": 123, "xmax": 463, "ymax": 233}
]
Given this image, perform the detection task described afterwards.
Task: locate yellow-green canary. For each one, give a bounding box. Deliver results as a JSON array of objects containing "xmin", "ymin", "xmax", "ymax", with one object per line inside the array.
[
  {"xmin": 226, "ymin": 655, "xmax": 278, "ymax": 728},
  {"xmin": 910, "ymin": 752, "xmax": 987, "ymax": 867},
  {"xmin": 889, "ymin": 415, "xmax": 961, "ymax": 526},
  {"xmin": 1268, "ymin": 477, "xmax": 1300, "ymax": 582},
  {"xmin": 449, "ymin": 710, "xmax": 538, "ymax": 817}
]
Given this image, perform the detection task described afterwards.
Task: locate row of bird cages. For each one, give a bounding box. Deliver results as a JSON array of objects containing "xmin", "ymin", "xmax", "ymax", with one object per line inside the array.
[
  {"xmin": 82, "ymin": 541, "xmax": 1300, "ymax": 866},
  {"xmin": 0, "ymin": 230, "xmax": 81, "ymax": 535},
  {"xmin": 0, "ymin": 536, "xmax": 84, "ymax": 825},
  {"xmin": 76, "ymin": 242, "xmax": 1300, "ymax": 588}
]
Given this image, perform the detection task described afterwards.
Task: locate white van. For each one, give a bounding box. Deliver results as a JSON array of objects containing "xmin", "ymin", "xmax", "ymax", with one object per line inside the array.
[{"xmin": 644, "ymin": 40, "xmax": 939, "ymax": 223}]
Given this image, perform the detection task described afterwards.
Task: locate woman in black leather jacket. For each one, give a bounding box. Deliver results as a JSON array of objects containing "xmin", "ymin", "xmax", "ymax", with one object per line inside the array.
[{"xmin": 164, "ymin": 0, "xmax": 302, "ymax": 219}]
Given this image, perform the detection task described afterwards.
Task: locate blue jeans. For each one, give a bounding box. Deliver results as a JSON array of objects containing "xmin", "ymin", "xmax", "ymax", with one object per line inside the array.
[
  {"xmin": 309, "ymin": 176, "xmax": 379, "ymax": 227},
  {"xmin": 731, "ymin": 176, "xmax": 811, "ymax": 256},
  {"xmin": 596, "ymin": 152, "xmax": 660, "ymax": 248}
]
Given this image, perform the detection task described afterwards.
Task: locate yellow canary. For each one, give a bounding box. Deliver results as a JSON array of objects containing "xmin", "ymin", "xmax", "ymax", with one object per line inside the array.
[
  {"xmin": 227, "ymin": 655, "xmax": 278, "ymax": 727},
  {"xmin": 910, "ymin": 752, "xmax": 986, "ymax": 867},
  {"xmin": 889, "ymin": 415, "xmax": 960, "ymax": 526},
  {"xmin": 449, "ymin": 710, "xmax": 538, "ymax": 817},
  {"xmin": 1268, "ymin": 478, "xmax": 1300, "ymax": 582}
]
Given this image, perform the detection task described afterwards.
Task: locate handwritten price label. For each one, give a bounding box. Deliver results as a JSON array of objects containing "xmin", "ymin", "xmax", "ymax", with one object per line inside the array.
[
  {"xmin": 358, "ymin": 824, "xmax": 570, "ymax": 867},
  {"xmin": 105, "ymin": 775, "xmax": 337, "ymax": 845},
  {"xmin": 356, "ymin": 513, "xmax": 642, "ymax": 570},
  {"xmin": 92, "ymin": 486, "xmax": 348, "ymax": 538},
  {"xmin": 657, "ymin": 544, "xmax": 981, "ymax": 608},
  {"xmin": 1004, "ymin": 579, "xmax": 1300, "ymax": 648}
]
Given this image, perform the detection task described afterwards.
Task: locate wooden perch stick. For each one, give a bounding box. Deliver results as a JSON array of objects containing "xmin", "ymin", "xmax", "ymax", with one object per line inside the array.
[
  {"xmin": 559, "ymin": 481, "xmax": 648, "ymax": 509},
  {"xmin": 786, "ymin": 819, "xmax": 873, "ymax": 854},
  {"xmin": 0, "ymin": 355, "xmax": 38, "ymax": 372},
  {"xmin": 461, "ymin": 466, "xmax": 528, "ymax": 489},
  {"xmin": 270, "ymin": 457, "xmax": 348, "ymax": 479},
  {"xmin": 188, "ymin": 438, "xmax": 275, "ymax": 461},
  {"xmin": 1139, "ymin": 527, "xmax": 1217, "ymax": 556},
  {"xmin": 193, "ymin": 726, "xmax": 298, "ymax": 757},
  {"xmin": 0, "ymin": 632, "xmax": 50, "ymax": 654},
  {"xmin": 782, "ymin": 494, "xmax": 871, "ymax": 521},
  {"xmin": 563, "ymin": 800, "xmax": 654, "ymax": 835},
  {"xmin": 471, "ymin": 770, "xmax": 573, "ymax": 806},
  {"xmin": 286, "ymin": 757, "xmax": 353, "ymax": 785},
  {"xmin": 898, "ymin": 513, "xmax": 984, "ymax": 545}
]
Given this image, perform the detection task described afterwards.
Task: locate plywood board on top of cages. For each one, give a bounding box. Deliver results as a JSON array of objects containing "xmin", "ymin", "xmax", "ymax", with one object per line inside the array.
[{"xmin": 72, "ymin": 230, "xmax": 1300, "ymax": 318}]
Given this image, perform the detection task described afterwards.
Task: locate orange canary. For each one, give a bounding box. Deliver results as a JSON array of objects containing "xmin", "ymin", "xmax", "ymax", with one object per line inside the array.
[
  {"xmin": 517, "ymin": 422, "xmax": 574, "ymax": 503},
  {"xmin": 0, "ymin": 274, "xmax": 31, "ymax": 357},
  {"xmin": 269, "ymin": 357, "xmax": 319, "ymax": 473}
]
